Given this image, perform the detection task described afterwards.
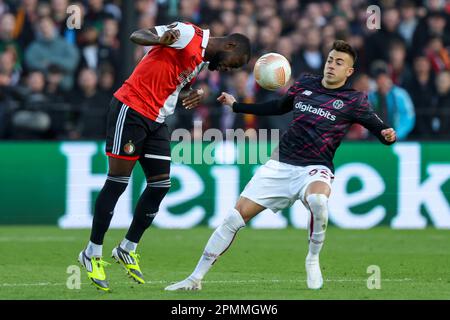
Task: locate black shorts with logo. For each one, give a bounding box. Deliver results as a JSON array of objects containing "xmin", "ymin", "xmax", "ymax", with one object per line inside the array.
[{"xmin": 105, "ymin": 97, "xmax": 171, "ymax": 161}]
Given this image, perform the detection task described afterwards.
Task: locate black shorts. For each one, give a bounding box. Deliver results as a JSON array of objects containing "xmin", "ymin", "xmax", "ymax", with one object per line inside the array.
[{"xmin": 105, "ymin": 97, "xmax": 170, "ymax": 161}]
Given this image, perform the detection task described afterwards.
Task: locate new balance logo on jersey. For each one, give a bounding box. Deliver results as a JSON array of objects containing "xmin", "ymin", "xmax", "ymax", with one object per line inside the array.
[
  {"xmin": 301, "ymin": 90, "xmax": 313, "ymax": 96},
  {"xmin": 295, "ymin": 101, "xmax": 336, "ymax": 121}
]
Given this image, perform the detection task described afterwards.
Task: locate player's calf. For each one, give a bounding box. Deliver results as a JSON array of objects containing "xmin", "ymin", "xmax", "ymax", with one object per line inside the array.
[
  {"xmin": 306, "ymin": 193, "xmax": 329, "ymax": 257},
  {"xmin": 125, "ymin": 176, "xmax": 171, "ymax": 243},
  {"xmin": 165, "ymin": 208, "xmax": 246, "ymax": 291},
  {"xmin": 305, "ymin": 193, "xmax": 329, "ymax": 289},
  {"xmin": 90, "ymin": 175, "xmax": 130, "ymax": 245},
  {"xmin": 190, "ymin": 208, "xmax": 246, "ymax": 281}
]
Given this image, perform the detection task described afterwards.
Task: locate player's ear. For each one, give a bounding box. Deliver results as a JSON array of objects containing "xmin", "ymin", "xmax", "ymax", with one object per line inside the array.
[
  {"xmin": 346, "ymin": 67, "xmax": 354, "ymax": 77},
  {"xmin": 224, "ymin": 41, "xmax": 237, "ymax": 51}
]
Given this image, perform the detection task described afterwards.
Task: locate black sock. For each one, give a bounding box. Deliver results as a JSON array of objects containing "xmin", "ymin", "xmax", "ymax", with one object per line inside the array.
[
  {"xmin": 125, "ymin": 178, "xmax": 171, "ymax": 243},
  {"xmin": 90, "ymin": 175, "xmax": 129, "ymax": 244}
]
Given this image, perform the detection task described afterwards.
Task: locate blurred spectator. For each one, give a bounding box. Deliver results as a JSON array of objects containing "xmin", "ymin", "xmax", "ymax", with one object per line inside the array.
[
  {"xmin": 279, "ymin": 0, "xmax": 300, "ymax": 34},
  {"xmin": 0, "ymin": 13, "xmax": 21, "ymax": 66},
  {"xmin": 398, "ymin": 0, "xmax": 418, "ymax": 48},
  {"xmin": 9, "ymin": 70, "xmax": 52, "ymax": 139},
  {"xmin": 412, "ymin": 11, "xmax": 450, "ymax": 58},
  {"xmin": 24, "ymin": 70, "xmax": 48, "ymax": 103},
  {"xmin": 84, "ymin": 0, "xmax": 114, "ymax": 30},
  {"xmin": 0, "ymin": 66, "xmax": 13, "ymax": 138},
  {"xmin": 97, "ymin": 17, "xmax": 120, "ymax": 70},
  {"xmin": 296, "ymin": 28, "xmax": 323, "ymax": 75},
  {"xmin": 405, "ymin": 55, "xmax": 437, "ymax": 138},
  {"xmin": 179, "ymin": 0, "xmax": 201, "ymax": 24},
  {"xmin": 256, "ymin": 25, "xmax": 277, "ymax": 54},
  {"xmin": 388, "ymin": 40, "xmax": 413, "ymax": 86},
  {"xmin": 424, "ymin": 36, "xmax": 450, "ymax": 73},
  {"xmin": 222, "ymin": 70, "xmax": 256, "ymax": 132},
  {"xmin": 276, "ymin": 37, "xmax": 297, "ymax": 73},
  {"xmin": 78, "ymin": 17, "xmax": 120, "ymax": 72},
  {"xmin": 13, "ymin": 0, "xmax": 39, "ymax": 49},
  {"xmin": 0, "ymin": 50, "xmax": 21, "ymax": 86},
  {"xmin": 365, "ymin": 7, "xmax": 405, "ymax": 67},
  {"xmin": 68, "ymin": 68, "xmax": 109, "ymax": 139},
  {"xmin": 24, "ymin": 16, "xmax": 79, "ymax": 90},
  {"xmin": 331, "ymin": 15, "xmax": 350, "ymax": 39},
  {"xmin": 334, "ymin": 0, "xmax": 355, "ymax": 22},
  {"xmin": 51, "ymin": 0, "xmax": 78, "ymax": 45},
  {"xmin": 45, "ymin": 64, "xmax": 67, "ymax": 103},
  {"xmin": 369, "ymin": 71, "xmax": 415, "ymax": 140},
  {"xmin": 37, "ymin": 1, "xmax": 52, "ymax": 18},
  {"xmin": 0, "ymin": 0, "xmax": 11, "ymax": 16},
  {"xmin": 430, "ymin": 70, "xmax": 450, "ymax": 138},
  {"xmin": 98, "ymin": 63, "xmax": 116, "ymax": 96}
]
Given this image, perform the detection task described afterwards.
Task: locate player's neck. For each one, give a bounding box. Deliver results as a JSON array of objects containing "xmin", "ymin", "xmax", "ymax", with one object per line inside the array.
[
  {"xmin": 204, "ymin": 38, "xmax": 220, "ymax": 61},
  {"xmin": 321, "ymin": 78, "xmax": 347, "ymax": 90}
]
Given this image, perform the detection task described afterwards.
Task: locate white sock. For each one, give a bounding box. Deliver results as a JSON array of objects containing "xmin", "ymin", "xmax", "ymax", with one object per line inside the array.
[
  {"xmin": 308, "ymin": 230, "xmax": 325, "ymax": 259},
  {"xmin": 190, "ymin": 209, "xmax": 245, "ymax": 281},
  {"xmin": 306, "ymin": 194, "xmax": 329, "ymax": 259},
  {"xmin": 86, "ymin": 241, "xmax": 102, "ymax": 258},
  {"xmin": 120, "ymin": 238, "xmax": 138, "ymax": 253}
]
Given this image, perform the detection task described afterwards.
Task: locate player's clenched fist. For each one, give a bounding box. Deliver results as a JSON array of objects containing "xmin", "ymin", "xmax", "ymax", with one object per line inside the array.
[
  {"xmin": 381, "ymin": 128, "xmax": 397, "ymax": 143},
  {"xmin": 182, "ymin": 88, "xmax": 205, "ymax": 109},
  {"xmin": 159, "ymin": 29, "xmax": 180, "ymax": 45},
  {"xmin": 217, "ymin": 92, "xmax": 237, "ymax": 106}
]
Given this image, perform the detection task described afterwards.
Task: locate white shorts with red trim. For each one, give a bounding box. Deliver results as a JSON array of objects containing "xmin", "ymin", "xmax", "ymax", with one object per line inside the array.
[{"xmin": 240, "ymin": 160, "xmax": 334, "ymax": 213}]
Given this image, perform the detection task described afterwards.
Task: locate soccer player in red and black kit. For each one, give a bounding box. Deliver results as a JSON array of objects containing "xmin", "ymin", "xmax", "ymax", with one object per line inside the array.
[
  {"xmin": 78, "ymin": 21, "xmax": 251, "ymax": 291},
  {"xmin": 166, "ymin": 40, "xmax": 397, "ymax": 291}
]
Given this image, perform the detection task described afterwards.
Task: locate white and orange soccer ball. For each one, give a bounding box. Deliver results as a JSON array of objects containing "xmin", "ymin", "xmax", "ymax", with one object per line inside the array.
[{"xmin": 253, "ymin": 53, "xmax": 291, "ymax": 91}]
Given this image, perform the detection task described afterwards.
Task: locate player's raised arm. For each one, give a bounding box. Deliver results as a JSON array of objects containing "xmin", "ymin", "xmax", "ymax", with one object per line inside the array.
[
  {"xmin": 130, "ymin": 27, "xmax": 180, "ymax": 46},
  {"xmin": 130, "ymin": 21, "xmax": 198, "ymax": 47},
  {"xmin": 355, "ymin": 95, "xmax": 397, "ymax": 145},
  {"xmin": 217, "ymin": 92, "xmax": 294, "ymax": 116}
]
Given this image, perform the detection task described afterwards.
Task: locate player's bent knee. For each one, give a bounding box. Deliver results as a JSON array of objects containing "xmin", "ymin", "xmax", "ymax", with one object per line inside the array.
[
  {"xmin": 235, "ymin": 197, "xmax": 265, "ymax": 223},
  {"xmin": 147, "ymin": 173, "xmax": 170, "ymax": 183},
  {"xmin": 306, "ymin": 194, "xmax": 329, "ymax": 222},
  {"xmin": 223, "ymin": 208, "xmax": 246, "ymax": 232}
]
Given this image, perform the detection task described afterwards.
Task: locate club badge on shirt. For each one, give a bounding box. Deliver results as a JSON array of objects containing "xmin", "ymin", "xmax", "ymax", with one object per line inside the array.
[
  {"xmin": 124, "ymin": 141, "xmax": 135, "ymax": 155},
  {"xmin": 333, "ymin": 99, "xmax": 344, "ymax": 109}
]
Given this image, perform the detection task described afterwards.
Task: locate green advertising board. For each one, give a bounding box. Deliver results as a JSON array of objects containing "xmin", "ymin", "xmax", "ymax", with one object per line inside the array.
[{"xmin": 0, "ymin": 141, "xmax": 449, "ymax": 228}]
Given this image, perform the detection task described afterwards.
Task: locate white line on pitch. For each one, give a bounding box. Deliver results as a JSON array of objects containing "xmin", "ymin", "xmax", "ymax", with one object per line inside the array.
[{"xmin": 0, "ymin": 278, "xmax": 414, "ymax": 288}]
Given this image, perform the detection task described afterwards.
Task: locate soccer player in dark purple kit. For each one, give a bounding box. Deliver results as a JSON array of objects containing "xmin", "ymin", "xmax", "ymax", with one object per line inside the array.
[{"xmin": 166, "ymin": 40, "xmax": 397, "ymax": 291}]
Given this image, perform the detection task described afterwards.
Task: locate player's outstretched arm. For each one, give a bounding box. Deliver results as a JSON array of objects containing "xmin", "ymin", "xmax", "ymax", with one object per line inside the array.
[
  {"xmin": 355, "ymin": 96, "xmax": 397, "ymax": 145},
  {"xmin": 358, "ymin": 114, "xmax": 397, "ymax": 145},
  {"xmin": 217, "ymin": 92, "xmax": 294, "ymax": 116},
  {"xmin": 130, "ymin": 28, "xmax": 180, "ymax": 46}
]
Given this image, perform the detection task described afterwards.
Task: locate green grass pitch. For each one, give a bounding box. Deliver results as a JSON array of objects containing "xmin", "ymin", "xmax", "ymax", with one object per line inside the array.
[{"xmin": 0, "ymin": 226, "xmax": 449, "ymax": 300}]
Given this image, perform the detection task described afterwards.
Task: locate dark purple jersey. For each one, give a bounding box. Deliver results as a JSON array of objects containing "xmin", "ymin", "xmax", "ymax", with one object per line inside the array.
[{"xmin": 233, "ymin": 74, "xmax": 394, "ymax": 172}]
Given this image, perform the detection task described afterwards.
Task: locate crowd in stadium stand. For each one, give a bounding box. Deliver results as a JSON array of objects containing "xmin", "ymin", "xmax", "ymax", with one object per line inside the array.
[{"xmin": 0, "ymin": 0, "xmax": 449, "ymax": 140}]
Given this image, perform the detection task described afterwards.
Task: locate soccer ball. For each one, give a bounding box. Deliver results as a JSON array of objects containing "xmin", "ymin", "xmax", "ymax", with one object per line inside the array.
[{"xmin": 253, "ymin": 53, "xmax": 291, "ymax": 91}]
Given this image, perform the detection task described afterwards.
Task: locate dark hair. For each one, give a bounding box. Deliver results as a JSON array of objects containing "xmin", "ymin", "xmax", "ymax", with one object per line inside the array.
[
  {"xmin": 332, "ymin": 40, "xmax": 357, "ymax": 64},
  {"xmin": 228, "ymin": 33, "xmax": 252, "ymax": 63}
]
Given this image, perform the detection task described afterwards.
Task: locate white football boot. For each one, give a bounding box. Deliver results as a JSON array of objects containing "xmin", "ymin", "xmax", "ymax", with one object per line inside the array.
[
  {"xmin": 165, "ymin": 277, "xmax": 202, "ymax": 291},
  {"xmin": 305, "ymin": 254, "xmax": 323, "ymax": 290}
]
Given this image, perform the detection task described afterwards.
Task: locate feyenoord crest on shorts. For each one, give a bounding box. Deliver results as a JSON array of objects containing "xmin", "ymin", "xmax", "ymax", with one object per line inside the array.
[{"xmin": 124, "ymin": 141, "xmax": 135, "ymax": 155}]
